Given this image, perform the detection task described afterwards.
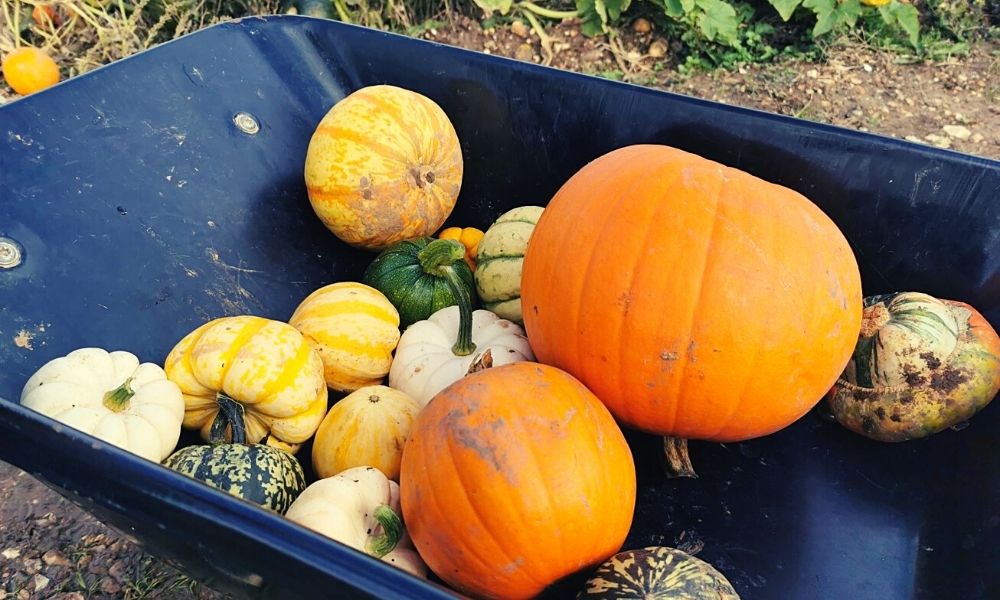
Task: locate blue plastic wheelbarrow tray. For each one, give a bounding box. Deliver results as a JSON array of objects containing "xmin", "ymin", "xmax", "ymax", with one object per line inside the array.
[{"xmin": 2, "ymin": 15, "xmax": 999, "ymax": 600}]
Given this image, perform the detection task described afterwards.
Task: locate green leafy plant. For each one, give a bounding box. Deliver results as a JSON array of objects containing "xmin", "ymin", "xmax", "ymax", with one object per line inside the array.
[{"xmin": 773, "ymin": 0, "xmax": 920, "ymax": 48}]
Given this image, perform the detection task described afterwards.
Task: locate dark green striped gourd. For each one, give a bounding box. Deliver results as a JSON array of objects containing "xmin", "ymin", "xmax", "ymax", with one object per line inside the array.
[
  {"xmin": 362, "ymin": 237, "xmax": 475, "ymax": 328},
  {"xmin": 163, "ymin": 394, "xmax": 307, "ymax": 514},
  {"xmin": 474, "ymin": 206, "xmax": 543, "ymax": 325},
  {"xmin": 577, "ymin": 546, "xmax": 740, "ymax": 599}
]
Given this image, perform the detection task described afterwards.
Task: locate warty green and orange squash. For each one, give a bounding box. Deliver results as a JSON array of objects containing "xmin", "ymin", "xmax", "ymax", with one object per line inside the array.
[
  {"xmin": 399, "ymin": 361, "xmax": 636, "ymax": 599},
  {"xmin": 163, "ymin": 315, "xmax": 328, "ymax": 454},
  {"xmin": 303, "ymin": 84, "xmax": 463, "ymax": 250},
  {"xmin": 826, "ymin": 291, "xmax": 1000, "ymax": 441},
  {"xmin": 288, "ymin": 282, "xmax": 401, "ymax": 393},
  {"xmin": 520, "ymin": 144, "xmax": 863, "ymax": 475}
]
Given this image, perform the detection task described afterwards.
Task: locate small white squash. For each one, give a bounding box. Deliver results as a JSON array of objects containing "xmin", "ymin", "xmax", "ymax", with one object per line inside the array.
[
  {"xmin": 285, "ymin": 466, "xmax": 427, "ymax": 577},
  {"xmin": 388, "ymin": 304, "xmax": 534, "ymax": 406},
  {"xmin": 20, "ymin": 348, "xmax": 185, "ymax": 462}
]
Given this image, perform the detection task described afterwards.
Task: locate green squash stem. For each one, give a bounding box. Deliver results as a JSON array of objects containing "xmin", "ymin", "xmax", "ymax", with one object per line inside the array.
[
  {"xmin": 102, "ymin": 377, "xmax": 136, "ymax": 413},
  {"xmin": 366, "ymin": 504, "xmax": 404, "ymax": 558},
  {"xmin": 417, "ymin": 238, "xmax": 476, "ymax": 356},
  {"xmin": 662, "ymin": 437, "xmax": 697, "ymax": 479},
  {"xmin": 209, "ymin": 393, "xmax": 248, "ymax": 445}
]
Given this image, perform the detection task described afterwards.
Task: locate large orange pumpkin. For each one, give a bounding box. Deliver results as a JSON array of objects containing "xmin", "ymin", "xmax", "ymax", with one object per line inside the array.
[
  {"xmin": 399, "ymin": 362, "xmax": 636, "ymax": 600},
  {"xmin": 521, "ymin": 144, "xmax": 862, "ymax": 444},
  {"xmin": 304, "ymin": 84, "xmax": 463, "ymax": 250}
]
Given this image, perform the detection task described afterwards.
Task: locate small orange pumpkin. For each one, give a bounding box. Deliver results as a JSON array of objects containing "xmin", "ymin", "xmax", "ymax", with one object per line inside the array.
[
  {"xmin": 2, "ymin": 47, "xmax": 59, "ymax": 96},
  {"xmin": 304, "ymin": 85, "xmax": 463, "ymax": 250},
  {"xmin": 522, "ymin": 145, "xmax": 862, "ymax": 448},
  {"xmin": 437, "ymin": 226, "xmax": 484, "ymax": 270},
  {"xmin": 399, "ymin": 362, "xmax": 636, "ymax": 600}
]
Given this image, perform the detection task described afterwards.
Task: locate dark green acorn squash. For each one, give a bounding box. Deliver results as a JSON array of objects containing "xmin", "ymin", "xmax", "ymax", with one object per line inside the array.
[
  {"xmin": 163, "ymin": 394, "xmax": 307, "ymax": 514},
  {"xmin": 362, "ymin": 237, "xmax": 476, "ymax": 328},
  {"xmin": 577, "ymin": 546, "xmax": 740, "ymax": 599}
]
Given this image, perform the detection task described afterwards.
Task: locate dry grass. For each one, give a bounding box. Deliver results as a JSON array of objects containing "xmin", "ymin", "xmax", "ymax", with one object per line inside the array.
[{"xmin": 0, "ymin": 0, "xmax": 280, "ymax": 100}]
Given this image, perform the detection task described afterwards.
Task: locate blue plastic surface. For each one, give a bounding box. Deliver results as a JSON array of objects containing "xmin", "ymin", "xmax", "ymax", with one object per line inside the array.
[{"xmin": 1, "ymin": 15, "xmax": 999, "ymax": 599}]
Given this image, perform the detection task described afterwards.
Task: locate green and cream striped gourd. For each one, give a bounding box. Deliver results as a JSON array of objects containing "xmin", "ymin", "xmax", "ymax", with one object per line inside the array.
[{"xmin": 474, "ymin": 205, "xmax": 544, "ymax": 325}]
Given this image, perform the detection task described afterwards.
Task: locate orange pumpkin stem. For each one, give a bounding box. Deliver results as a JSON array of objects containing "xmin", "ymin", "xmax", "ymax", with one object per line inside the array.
[{"xmin": 662, "ymin": 437, "xmax": 697, "ymax": 478}]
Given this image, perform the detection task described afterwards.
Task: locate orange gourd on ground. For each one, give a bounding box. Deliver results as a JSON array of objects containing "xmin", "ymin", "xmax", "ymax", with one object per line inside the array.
[
  {"xmin": 304, "ymin": 85, "xmax": 463, "ymax": 250},
  {"xmin": 400, "ymin": 362, "xmax": 636, "ymax": 600},
  {"xmin": 2, "ymin": 47, "xmax": 59, "ymax": 96},
  {"xmin": 521, "ymin": 144, "xmax": 862, "ymax": 448}
]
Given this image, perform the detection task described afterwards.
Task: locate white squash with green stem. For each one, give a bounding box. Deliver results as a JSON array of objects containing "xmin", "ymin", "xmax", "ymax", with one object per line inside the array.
[
  {"xmin": 284, "ymin": 466, "xmax": 427, "ymax": 577},
  {"xmin": 20, "ymin": 348, "xmax": 185, "ymax": 462},
  {"xmin": 387, "ymin": 239, "xmax": 534, "ymax": 407}
]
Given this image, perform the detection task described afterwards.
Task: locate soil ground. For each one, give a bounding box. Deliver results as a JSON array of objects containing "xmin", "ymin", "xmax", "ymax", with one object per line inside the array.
[{"xmin": 1, "ymin": 14, "xmax": 998, "ymax": 600}]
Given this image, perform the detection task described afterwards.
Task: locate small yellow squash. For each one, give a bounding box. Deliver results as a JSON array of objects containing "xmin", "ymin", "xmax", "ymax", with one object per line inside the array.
[
  {"xmin": 289, "ymin": 282, "xmax": 401, "ymax": 393},
  {"xmin": 164, "ymin": 315, "xmax": 328, "ymax": 454},
  {"xmin": 312, "ymin": 385, "xmax": 421, "ymax": 480}
]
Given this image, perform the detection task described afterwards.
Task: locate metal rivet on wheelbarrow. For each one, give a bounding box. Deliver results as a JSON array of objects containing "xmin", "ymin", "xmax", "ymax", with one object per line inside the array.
[
  {"xmin": 233, "ymin": 112, "xmax": 260, "ymax": 135},
  {"xmin": 0, "ymin": 237, "xmax": 22, "ymax": 269}
]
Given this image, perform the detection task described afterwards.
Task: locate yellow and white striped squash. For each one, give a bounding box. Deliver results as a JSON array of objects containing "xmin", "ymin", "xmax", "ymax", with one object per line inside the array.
[
  {"xmin": 289, "ymin": 282, "xmax": 401, "ymax": 393},
  {"xmin": 474, "ymin": 205, "xmax": 544, "ymax": 325},
  {"xmin": 304, "ymin": 84, "xmax": 463, "ymax": 251},
  {"xmin": 164, "ymin": 315, "xmax": 328, "ymax": 454},
  {"xmin": 311, "ymin": 385, "xmax": 421, "ymax": 481}
]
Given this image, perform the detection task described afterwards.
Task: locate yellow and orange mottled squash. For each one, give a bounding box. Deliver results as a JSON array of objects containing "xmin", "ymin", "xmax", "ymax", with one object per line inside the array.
[
  {"xmin": 304, "ymin": 85, "xmax": 464, "ymax": 251},
  {"xmin": 289, "ymin": 282, "xmax": 401, "ymax": 393},
  {"xmin": 164, "ymin": 315, "xmax": 328, "ymax": 454}
]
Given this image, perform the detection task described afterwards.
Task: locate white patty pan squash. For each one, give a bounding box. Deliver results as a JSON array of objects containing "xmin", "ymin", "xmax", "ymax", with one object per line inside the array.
[
  {"xmin": 388, "ymin": 304, "xmax": 534, "ymax": 407},
  {"xmin": 20, "ymin": 348, "xmax": 185, "ymax": 462},
  {"xmin": 284, "ymin": 466, "xmax": 427, "ymax": 578}
]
